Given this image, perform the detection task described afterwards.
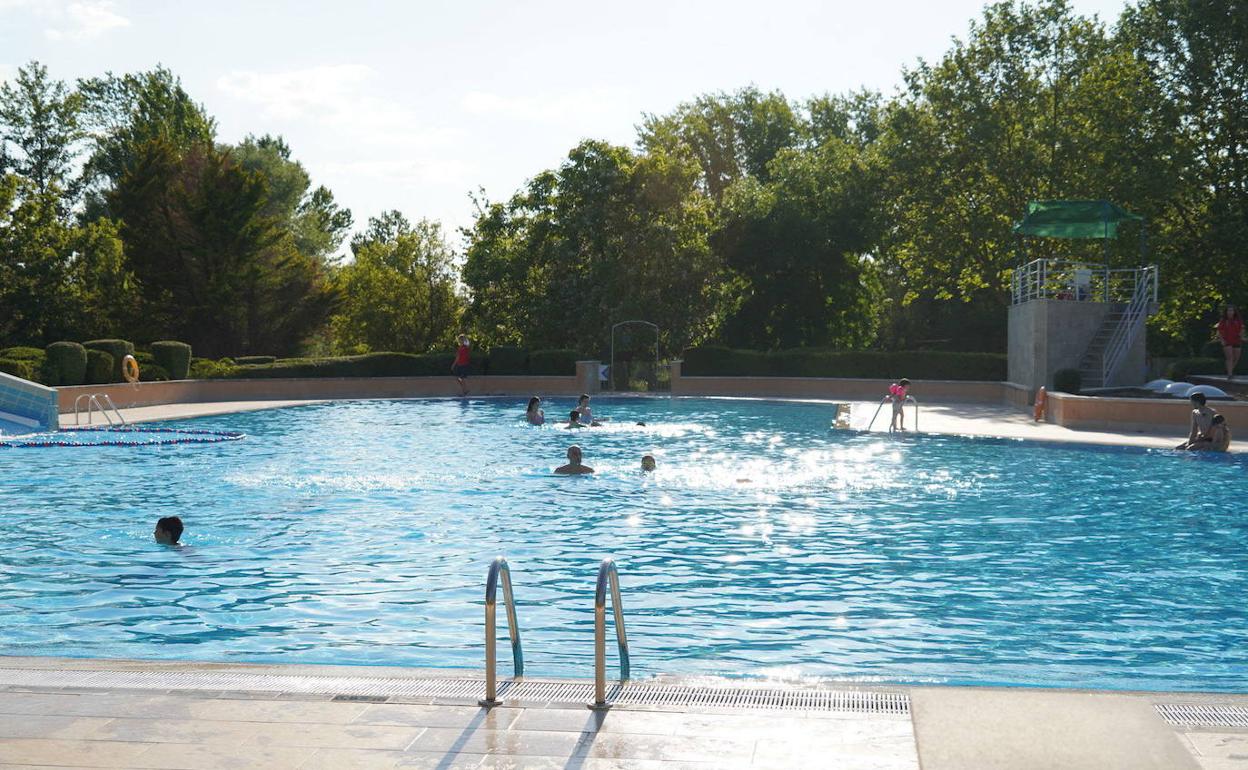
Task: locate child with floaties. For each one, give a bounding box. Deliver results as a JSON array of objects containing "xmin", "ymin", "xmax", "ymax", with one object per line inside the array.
[{"xmin": 889, "ymin": 378, "xmax": 911, "ymax": 432}]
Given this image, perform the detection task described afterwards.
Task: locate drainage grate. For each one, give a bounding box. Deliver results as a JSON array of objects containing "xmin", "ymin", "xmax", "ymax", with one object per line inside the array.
[
  {"xmin": 1156, "ymin": 703, "xmax": 1248, "ymax": 728},
  {"xmin": 0, "ymin": 667, "xmax": 908, "ymax": 714}
]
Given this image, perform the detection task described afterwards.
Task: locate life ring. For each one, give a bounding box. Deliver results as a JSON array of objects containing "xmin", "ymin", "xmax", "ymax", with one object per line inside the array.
[
  {"xmin": 122, "ymin": 354, "xmax": 140, "ymax": 383},
  {"xmin": 1033, "ymin": 386, "xmax": 1047, "ymax": 421}
]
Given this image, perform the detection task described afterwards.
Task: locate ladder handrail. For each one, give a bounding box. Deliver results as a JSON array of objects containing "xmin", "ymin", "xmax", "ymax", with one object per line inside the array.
[
  {"xmin": 480, "ymin": 557, "xmax": 523, "ymax": 707},
  {"xmin": 98, "ymin": 394, "xmax": 127, "ymax": 426},
  {"xmin": 1100, "ymin": 265, "xmax": 1156, "ymax": 386},
  {"xmin": 73, "ymin": 393, "xmax": 128, "ymax": 427},
  {"xmin": 865, "ymin": 396, "xmax": 889, "ymax": 432},
  {"xmin": 905, "ymin": 396, "xmax": 919, "ymax": 432},
  {"xmin": 866, "ymin": 395, "xmax": 918, "ymax": 433},
  {"xmin": 592, "ymin": 558, "xmax": 630, "ymax": 709}
]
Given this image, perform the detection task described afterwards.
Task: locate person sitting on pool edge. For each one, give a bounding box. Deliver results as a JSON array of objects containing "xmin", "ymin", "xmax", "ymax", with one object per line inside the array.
[
  {"xmin": 555, "ymin": 445, "xmax": 594, "ymax": 475},
  {"xmin": 1177, "ymin": 392, "xmax": 1218, "ymax": 449},
  {"xmin": 526, "ymin": 396, "xmax": 545, "ymax": 425},
  {"xmin": 154, "ymin": 516, "xmax": 183, "ymax": 545},
  {"xmin": 641, "ymin": 454, "xmax": 656, "ymax": 472},
  {"xmin": 1188, "ymin": 414, "xmax": 1232, "ymax": 452}
]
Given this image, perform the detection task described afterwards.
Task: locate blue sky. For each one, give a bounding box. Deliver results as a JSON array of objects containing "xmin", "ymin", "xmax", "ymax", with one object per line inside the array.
[{"xmin": 1, "ymin": 0, "xmax": 1130, "ymax": 241}]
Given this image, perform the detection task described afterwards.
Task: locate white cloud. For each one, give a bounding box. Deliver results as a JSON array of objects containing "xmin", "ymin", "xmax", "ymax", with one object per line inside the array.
[{"xmin": 43, "ymin": 0, "xmax": 130, "ymax": 41}]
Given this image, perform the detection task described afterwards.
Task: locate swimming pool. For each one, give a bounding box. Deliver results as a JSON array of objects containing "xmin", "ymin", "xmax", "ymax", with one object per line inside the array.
[{"xmin": 1, "ymin": 397, "xmax": 1244, "ymax": 691}]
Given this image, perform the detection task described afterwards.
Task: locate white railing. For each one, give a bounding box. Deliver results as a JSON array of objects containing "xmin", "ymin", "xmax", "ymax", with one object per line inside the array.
[
  {"xmin": 1099, "ymin": 265, "xmax": 1158, "ymax": 387},
  {"xmin": 1011, "ymin": 259, "xmax": 1157, "ymax": 306}
]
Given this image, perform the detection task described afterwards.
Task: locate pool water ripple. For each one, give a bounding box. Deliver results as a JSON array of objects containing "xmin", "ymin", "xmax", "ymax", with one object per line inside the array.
[{"xmin": 1, "ymin": 397, "xmax": 1246, "ymax": 690}]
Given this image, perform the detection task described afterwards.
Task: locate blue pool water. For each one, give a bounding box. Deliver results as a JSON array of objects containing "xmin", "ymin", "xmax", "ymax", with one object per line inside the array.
[{"xmin": 1, "ymin": 397, "xmax": 1245, "ymax": 691}]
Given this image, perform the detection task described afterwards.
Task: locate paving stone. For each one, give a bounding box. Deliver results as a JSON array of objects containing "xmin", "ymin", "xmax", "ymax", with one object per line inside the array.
[
  {"xmin": 129, "ymin": 742, "xmax": 318, "ymax": 769},
  {"xmin": 0, "ymin": 738, "xmax": 152, "ymax": 767}
]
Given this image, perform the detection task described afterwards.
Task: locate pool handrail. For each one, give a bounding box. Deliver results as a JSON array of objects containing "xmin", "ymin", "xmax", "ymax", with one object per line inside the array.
[
  {"xmin": 592, "ymin": 558, "xmax": 630, "ymax": 709},
  {"xmin": 865, "ymin": 395, "xmax": 919, "ymax": 433},
  {"xmin": 73, "ymin": 393, "xmax": 127, "ymax": 427},
  {"xmin": 480, "ymin": 556, "xmax": 523, "ymax": 707}
]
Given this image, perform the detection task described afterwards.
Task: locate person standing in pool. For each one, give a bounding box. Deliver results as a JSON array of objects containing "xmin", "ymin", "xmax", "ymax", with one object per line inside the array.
[
  {"xmin": 1216, "ymin": 305, "xmax": 1244, "ymax": 381},
  {"xmin": 555, "ymin": 445, "xmax": 594, "ymax": 475},
  {"xmin": 1178, "ymin": 392, "xmax": 1219, "ymax": 449},
  {"xmin": 575, "ymin": 394, "xmax": 605, "ymax": 425},
  {"xmin": 451, "ymin": 335, "xmax": 471, "ymax": 396},
  {"xmin": 526, "ymin": 396, "xmax": 545, "ymax": 425}
]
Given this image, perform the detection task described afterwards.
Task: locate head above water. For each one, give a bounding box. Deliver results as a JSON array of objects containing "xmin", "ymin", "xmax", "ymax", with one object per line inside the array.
[
  {"xmin": 578, "ymin": 394, "xmax": 590, "ymax": 406},
  {"xmin": 1191, "ymin": 392, "xmax": 1208, "ymax": 407},
  {"xmin": 567, "ymin": 445, "xmax": 583, "ymax": 463},
  {"xmin": 641, "ymin": 454, "xmax": 656, "ymax": 472},
  {"xmin": 154, "ymin": 516, "xmax": 183, "ymax": 545},
  {"xmin": 569, "ymin": 410, "xmax": 581, "ymax": 423},
  {"xmin": 527, "ymin": 396, "xmax": 541, "ymax": 412}
]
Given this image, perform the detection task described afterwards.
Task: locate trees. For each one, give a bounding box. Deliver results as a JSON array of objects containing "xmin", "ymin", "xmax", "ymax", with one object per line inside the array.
[
  {"xmin": 462, "ymin": 140, "xmax": 727, "ymax": 355},
  {"xmin": 0, "ymin": 63, "xmax": 82, "ymax": 199},
  {"xmin": 329, "ymin": 213, "xmax": 463, "ymax": 353}
]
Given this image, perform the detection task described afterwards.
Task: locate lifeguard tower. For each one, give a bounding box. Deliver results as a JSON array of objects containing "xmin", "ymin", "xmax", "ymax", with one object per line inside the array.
[{"xmin": 1008, "ymin": 200, "xmax": 1158, "ymax": 390}]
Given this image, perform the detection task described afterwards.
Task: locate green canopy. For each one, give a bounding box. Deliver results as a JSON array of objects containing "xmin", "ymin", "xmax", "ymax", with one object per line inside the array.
[{"xmin": 1012, "ymin": 200, "xmax": 1143, "ymax": 239}]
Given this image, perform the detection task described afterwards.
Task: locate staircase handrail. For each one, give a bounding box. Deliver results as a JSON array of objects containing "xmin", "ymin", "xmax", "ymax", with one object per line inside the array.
[{"xmin": 1100, "ymin": 265, "xmax": 1157, "ymax": 386}]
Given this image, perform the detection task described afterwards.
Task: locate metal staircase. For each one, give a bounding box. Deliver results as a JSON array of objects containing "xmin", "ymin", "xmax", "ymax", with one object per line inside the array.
[{"xmin": 1077, "ymin": 266, "xmax": 1158, "ymax": 388}]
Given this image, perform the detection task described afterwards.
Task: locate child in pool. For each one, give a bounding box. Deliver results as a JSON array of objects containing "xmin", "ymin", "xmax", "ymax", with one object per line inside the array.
[{"xmin": 889, "ymin": 378, "xmax": 911, "ymax": 431}]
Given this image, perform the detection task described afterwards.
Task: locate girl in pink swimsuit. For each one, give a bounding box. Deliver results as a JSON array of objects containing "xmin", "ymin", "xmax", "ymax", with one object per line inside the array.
[{"xmin": 889, "ymin": 378, "xmax": 911, "ymax": 431}]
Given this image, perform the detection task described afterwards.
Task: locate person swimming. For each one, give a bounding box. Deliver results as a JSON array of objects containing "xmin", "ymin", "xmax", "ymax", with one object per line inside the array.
[
  {"xmin": 566, "ymin": 410, "xmax": 586, "ymax": 428},
  {"xmin": 555, "ymin": 445, "xmax": 594, "ymax": 475},
  {"xmin": 154, "ymin": 516, "xmax": 183, "ymax": 545},
  {"xmin": 641, "ymin": 454, "xmax": 656, "ymax": 472},
  {"xmin": 526, "ymin": 396, "xmax": 545, "ymax": 425},
  {"xmin": 576, "ymin": 394, "xmax": 607, "ymax": 425}
]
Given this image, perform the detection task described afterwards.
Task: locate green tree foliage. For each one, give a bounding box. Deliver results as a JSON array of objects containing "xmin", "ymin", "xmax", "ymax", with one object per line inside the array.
[
  {"xmin": 463, "ymin": 140, "xmax": 727, "ymax": 354},
  {"xmin": 0, "ymin": 62, "xmax": 82, "ymax": 198},
  {"xmin": 329, "ymin": 213, "xmax": 463, "ymax": 353}
]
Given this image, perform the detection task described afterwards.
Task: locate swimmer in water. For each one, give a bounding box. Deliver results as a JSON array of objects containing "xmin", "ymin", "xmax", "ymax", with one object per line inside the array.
[
  {"xmin": 576, "ymin": 394, "xmax": 607, "ymax": 425},
  {"xmin": 566, "ymin": 410, "xmax": 586, "ymax": 428},
  {"xmin": 154, "ymin": 516, "xmax": 183, "ymax": 545},
  {"xmin": 526, "ymin": 396, "xmax": 545, "ymax": 425},
  {"xmin": 641, "ymin": 454, "xmax": 656, "ymax": 472},
  {"xmin": 555, "ymin": 445, "xmax": 594, "ymax": 475}
]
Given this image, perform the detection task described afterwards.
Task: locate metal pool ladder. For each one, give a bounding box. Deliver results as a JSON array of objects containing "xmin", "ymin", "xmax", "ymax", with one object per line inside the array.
[
  {"xmin": 73, "ymin": 393, "xmax": 127, "ymax": 426},
  {"xmin": 480, "ymin": 557, "xmax": 523, "ymax": 707},
  {"xmin": 865, "ymin": 395, "xmax": 919, "ymax": 433},
  {"xmin": 592, "ymin": 558, "xmax": 630, "ymax": 709}
]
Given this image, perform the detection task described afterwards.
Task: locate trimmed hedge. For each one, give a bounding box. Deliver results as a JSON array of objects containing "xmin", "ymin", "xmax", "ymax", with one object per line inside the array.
[
  {"xmin": 486, "ymin": 346, "xmax": 528, "ymax": 375},
  {"xmin": 0, "ymin": 358, "xmax": 35, "ymax": 381},
  {"xmin": 529, "ymin": 349, "xmax": 579, "ymax": 376},
  {"xmin": 44, "ymin": 342, "xmax": 87, "ymax": 386},
  {"xmin": 83, "ymin": 339, "xmax": 134, "ymax": 381},
  {"xmin": 85, "ymin": 349, "xmax": 114, "ymax": 384},
  {"xmin": 190, "ymin": 357, "xmax": 238, "ymax": 380},
  {"xmin": 0, "ymin": 346, "xmax": 44, "ymax": 361},
  {"xmin": 151, "ymin": 341, "xmax": 192, "ymax": 380},
  {"xmin": 1165, "ymin": 357, "xmax": 1248, "ymax": 381},
  {"xmin": 682, "ymin": 346, "xmax": 1007, "ymax": 381},
  {"xmin": 1053, "ymin": 368, "xmax": 1082, "ymax": 394},
  {"xmin": 235, "ymin": 355, "xmax": 275, "ymax": 365},
  {"xmin": 221, "ymin": 352, "xmax": 457, "ymax": 379}
]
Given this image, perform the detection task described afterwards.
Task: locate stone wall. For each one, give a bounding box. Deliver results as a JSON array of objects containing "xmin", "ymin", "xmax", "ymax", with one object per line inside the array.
[{"xmin": 1008, "ymin": 299, "xmax": 1147, "ymax": 389}]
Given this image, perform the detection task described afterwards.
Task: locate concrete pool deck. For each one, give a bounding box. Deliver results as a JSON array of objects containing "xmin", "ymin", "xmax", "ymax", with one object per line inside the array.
[
  {"xmin": 0, "ymin": 657, "xmax": 1243, "ymax": 769},
  {"xmin": 60, "ymin": 396, "xmax": 1200, "ymax": 451}
]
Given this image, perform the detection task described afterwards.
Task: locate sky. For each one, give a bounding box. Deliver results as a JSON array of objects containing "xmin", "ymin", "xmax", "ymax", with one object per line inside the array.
[{"xmin": 0, "ymin": 0, "xmax": 1132, "ymax": 244}]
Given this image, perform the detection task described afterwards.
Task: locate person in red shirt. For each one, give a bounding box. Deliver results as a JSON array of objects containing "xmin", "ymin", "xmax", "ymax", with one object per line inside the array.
[
  {"xmin": 1216, "ymin": 305, "xmax": 1244, "ymax": 381},
  {"xmin": 451, "ymin": 334, "xmax": 471, "ymax": 396}
]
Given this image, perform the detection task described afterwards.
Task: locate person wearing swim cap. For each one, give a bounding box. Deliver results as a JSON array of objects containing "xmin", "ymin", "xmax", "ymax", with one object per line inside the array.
[{"xmin": 555, "ymin": 445, "xmax": 594, "ymax": 475}]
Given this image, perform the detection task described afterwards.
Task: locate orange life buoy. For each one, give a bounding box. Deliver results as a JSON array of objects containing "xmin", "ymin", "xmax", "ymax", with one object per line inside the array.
[
  {"xmin": 122, "ymin": 354, "xmax": 140, "ymax": 383},
  {"xmin": 1033, "ymin": 386, "xmax": 1047, "ymax": 421}
]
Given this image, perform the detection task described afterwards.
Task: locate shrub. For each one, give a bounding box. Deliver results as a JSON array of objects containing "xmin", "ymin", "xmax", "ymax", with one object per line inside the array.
[
  {"xmin": 189, "ymin": 357, "xmax": 239, "ymax": 380},
  {"xmin": 485, "ymin": 346, "xmax": 528, "ymax": 375},
  {"xmin": 1053, "ymin": 368, "xmax": 1082, "ymax": 394},
  {"xmin": 83, "ymin": 339, "xmax": 134, "ymax": 381},
  {"xmin": 139, "ymin": 363, "xmax": 171, "ymax": 382},
  {"xmin": 529, "ymin": 349, "xmax": 579, "ymax": 376},
  {"xmin": 1164, "ymin": 357, "xmax": 1246, "ymax": 381},
  {"xmin": 224, "ymin": 352, "xmax": 458, "ymax": 379},
  {"xmin": 681, "ymin": 346, "xmax": 1007, "ymax": 381},
  {"xmin": 0, "ymin": 346, "xmax": 44, "ymax": 361},
  {"xmin": 235, "ymin": 355, "xmax": 276, "ymax": 365},
  {"xmin": 151, "ymin": 341, "xmax": 192, "ymax": 380},
  {"xmin": 85, "ymin": 349, "xmax": 115, "ymax": 384},
  {"xmin": 43, "ymin": 342, "xmax": 87, "ymax": 386},
  {"xmin": 0, "ymin": 358, "xmax": 35, "ymax": 381}
]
